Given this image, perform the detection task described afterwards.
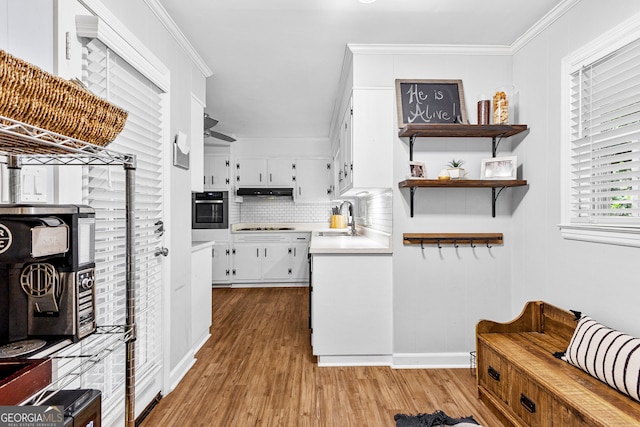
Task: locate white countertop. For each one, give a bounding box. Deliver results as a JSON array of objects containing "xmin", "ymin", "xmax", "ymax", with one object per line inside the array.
[
  {"xmin": 208, "ymin": 222, "xmax": 393, "ymax": 254},
  {"xmin": 309, "ymin": 227, "xmax": 392, "ymax": 254}
]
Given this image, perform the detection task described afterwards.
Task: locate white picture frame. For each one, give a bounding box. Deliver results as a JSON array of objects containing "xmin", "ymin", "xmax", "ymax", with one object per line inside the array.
[
  {"xmin": 480, "ymin": 156, "xmax": 517, "ymax": 180},
  {"xmin": 409, "ymin": 161, "xmax": 426, "ymax": 178}
]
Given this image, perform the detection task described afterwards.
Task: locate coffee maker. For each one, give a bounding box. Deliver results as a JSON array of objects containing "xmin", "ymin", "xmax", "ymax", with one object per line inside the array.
[{"xmin": 0, "ymin": 205, "xmax": 97, "ymax": 346}]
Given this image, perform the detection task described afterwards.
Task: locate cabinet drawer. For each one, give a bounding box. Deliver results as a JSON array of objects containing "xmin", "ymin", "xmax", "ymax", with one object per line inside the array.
[
  {"xmin": 508, "ymin": 367, "xmax": 551, "ymax": 427},
  {"xmin": 477, "ymin": 342, "xmax": 507, "ymax": 403}
]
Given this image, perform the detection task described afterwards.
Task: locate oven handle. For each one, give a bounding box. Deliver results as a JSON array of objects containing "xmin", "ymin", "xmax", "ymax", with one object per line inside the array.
[{"xmin": 194, "ymin": 200, "xmax": 224, "ymax": 204}]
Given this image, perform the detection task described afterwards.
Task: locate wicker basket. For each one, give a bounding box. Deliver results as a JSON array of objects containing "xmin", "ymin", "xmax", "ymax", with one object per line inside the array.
[{"xmin": 0, "ymin": 49, "xmax": 128, "ymax": 147}]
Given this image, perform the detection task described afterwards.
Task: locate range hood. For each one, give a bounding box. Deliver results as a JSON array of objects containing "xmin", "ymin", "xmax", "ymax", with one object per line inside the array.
[{"xmin": 236, "ymin": 187, "xmax": 294, "ymax": 197}]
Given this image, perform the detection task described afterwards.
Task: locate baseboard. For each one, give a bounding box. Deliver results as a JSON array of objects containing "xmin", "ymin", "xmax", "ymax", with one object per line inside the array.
[
  {"xmin": 192, "ymin": 333, "xmax": 211, "ymax": 355},
  {"xmin": 316, "ymin": 355, "xmax": 392, "ymax": 367},
  {"xmin": 169, "ymin": 351, "xmax": 196, "ymax": 391},
  {"xmin": 230, "ymin": 282, "xmax": 308, "ymax": 288},
  {"xmin": 391, "ymin": 352, "xmax": 474, "ymax": 369}
]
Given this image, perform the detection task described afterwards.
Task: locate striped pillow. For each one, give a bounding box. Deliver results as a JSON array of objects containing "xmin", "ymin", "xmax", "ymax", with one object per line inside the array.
[{"xmin": 565, "ymin": 316, "xmax": 640, "ymax": 402}]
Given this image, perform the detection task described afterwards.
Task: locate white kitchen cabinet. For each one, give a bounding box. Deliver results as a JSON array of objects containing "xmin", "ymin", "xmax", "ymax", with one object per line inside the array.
[
  {"xmin": 261, "ymin": 243, "xmax": 291, "ymax": 281},
  {"xmin": 191, "ymin": 95, "xmax": 205, "ymax": 192},
  {"xmin": 203, "ymin": 153, "xmax": 230, "ymax": 190},
  {"xmin": 338, "ymin": 98, "xmax": 353, "ymax": 194},
  {"xmin": 231, "ymin": 232, "xmax": 311, "ymax": 284},
  {"xmin": 232, "ymin": 242, "xmax": 263, "ymax": 281},
  {"xmin": 294, "ymin": 158, "xmax": 331, "ymax": 202},
  {"xmin": 191, "ymin": 243, "xmax": 213, "ymax": 351},
  {"xmin": 211, "ymin": 241, "xmax": 231, "ymax": 284},
  {"xmin": 311, "ymin": 253, "xmax": 392, "ymax": 358},
  {"xmin": 290, "ymin": 234, "xmax": 310, "ymax": 280},
  {"xmin": 235, "ymin": 158, "xmax": 294, "ymax": 187},
  {"xmin": 335, "ymin": 90, "xmax": 393, "ymax": 196}
]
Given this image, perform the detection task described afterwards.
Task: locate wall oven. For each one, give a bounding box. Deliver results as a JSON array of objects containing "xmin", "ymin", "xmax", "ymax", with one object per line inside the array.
[{"xmin": 192, "ymin": 191, "xmax": 229, "ymax": 229}]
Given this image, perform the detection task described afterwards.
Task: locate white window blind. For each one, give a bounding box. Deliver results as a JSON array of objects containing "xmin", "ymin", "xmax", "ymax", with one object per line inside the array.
[
  {"xmin": 569, "ymin": 38, "xmax": 640, "ymax": 224},
  {"xmin": 81, "ymin": 38, "xmax": 164, "ymax": 420}
]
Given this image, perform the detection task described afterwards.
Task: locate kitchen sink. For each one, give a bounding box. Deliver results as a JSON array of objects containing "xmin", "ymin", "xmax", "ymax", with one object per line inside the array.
[{"xmin": 316, "ymin": 230, "xmax": 356, "ymax": 237}]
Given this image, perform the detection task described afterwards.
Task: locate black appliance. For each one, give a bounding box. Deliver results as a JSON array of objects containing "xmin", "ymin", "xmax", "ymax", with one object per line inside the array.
[
  {"xmin": 192, "ymin": 191, "xmax": 229, "ymax": 229},
  {"xmin": 236, "ymin": 187, "xmax": 293, "ymax": 197},
  {"xmin": 0, "ymin": 205, "xmax": 97, "ymax": 344},
  {"xmin": 42, "ymin": 389, "xmax": 101, "ymax": 427}
]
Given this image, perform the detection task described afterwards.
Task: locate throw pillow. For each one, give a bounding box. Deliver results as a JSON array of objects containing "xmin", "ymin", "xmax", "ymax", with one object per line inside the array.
[{"xmin": 565, "ymin": 316, "xmax": 640, "ymax": 402}]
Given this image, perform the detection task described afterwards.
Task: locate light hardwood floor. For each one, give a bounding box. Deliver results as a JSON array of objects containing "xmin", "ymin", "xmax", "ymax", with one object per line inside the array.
[{"xmin": 139, "ymin": 287, "xmax": 505, "ymax": 426}]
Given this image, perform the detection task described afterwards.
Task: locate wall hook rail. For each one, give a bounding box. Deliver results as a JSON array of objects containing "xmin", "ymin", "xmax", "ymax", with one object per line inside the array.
[{"xmin": 403, "ymin": 233, "xmax": 503, "ymax": 248}]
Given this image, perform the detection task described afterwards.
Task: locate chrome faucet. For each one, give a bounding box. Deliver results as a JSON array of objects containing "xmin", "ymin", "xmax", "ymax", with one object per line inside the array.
[{"xmin": 339, "ymin": 200, "xmax": 356, "ymax": 235}]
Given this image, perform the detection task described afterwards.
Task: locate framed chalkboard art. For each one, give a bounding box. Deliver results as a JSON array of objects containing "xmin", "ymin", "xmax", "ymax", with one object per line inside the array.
[{"xmin": 395, "ymin": 79, "xmax": 468, "ymax": 127}]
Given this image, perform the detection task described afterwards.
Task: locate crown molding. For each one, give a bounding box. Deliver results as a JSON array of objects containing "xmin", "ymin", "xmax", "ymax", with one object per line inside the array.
[
  {"xmin": 142, "ymin": 0, "xmax": 213, "ymax": 77},
  {"xmin": 510, "ymin": 0, "xmax": 582, "ymax": 53},
  {"xmin": 347, "ymin": 44, "xmax": 512, "ymax": 56}
]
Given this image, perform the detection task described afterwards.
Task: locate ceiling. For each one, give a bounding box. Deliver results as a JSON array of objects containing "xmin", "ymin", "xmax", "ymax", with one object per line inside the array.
[{"xmin": 157, "ymin": 0, "xmax": 565, "ymax": 140}]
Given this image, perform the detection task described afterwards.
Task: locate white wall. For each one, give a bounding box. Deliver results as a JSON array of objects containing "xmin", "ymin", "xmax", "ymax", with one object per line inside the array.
[
  {"xmin": 345, "ymin": 49, "xmax": 517, "ymax": 364},
  {"xmin": 511, "ymin": 0, "xmax": 640, "ymax": 337},
  {"xmin": 391, "ymin": 52, "xmax": 517, "ymax": 362}
]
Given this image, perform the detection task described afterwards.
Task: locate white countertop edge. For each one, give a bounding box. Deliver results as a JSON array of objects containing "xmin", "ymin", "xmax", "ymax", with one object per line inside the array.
[{"xmin": 192, "ymin": 240, "xmax": 215, "ymax": 252}]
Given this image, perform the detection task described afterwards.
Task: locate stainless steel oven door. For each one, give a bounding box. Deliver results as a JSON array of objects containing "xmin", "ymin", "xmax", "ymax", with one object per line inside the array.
[{"xmin": 192, "ymin": 192, "xmax": 229, "ymax": 229}]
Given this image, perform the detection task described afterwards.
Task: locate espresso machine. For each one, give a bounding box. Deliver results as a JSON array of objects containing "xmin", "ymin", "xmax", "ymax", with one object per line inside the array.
[{"xmin": 0, "ymin": 205, "xmax": 97, "ymax": 351}]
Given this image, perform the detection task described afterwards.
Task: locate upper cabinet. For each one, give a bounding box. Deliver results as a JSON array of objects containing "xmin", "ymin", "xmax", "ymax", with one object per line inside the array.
[
  {"xmin": 334, "ymin": 89, "xmax": 394, "ymax": 196},
  {"xmin": 190, "ymin": 96, "xmax": 205, "ymax": 192},
  {"xmin": 235, "ymin": 158, "xmax": 294, "ymax": 187},
  {"xmin": 294, "ymin": 158, "xmax": 332, "ymax": 202},
  {"xmin": 203, "ymin": 153, "xmax": 230, "ymax": 190}
]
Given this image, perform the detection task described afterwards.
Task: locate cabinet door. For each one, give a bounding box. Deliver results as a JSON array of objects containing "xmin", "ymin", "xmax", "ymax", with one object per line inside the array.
[
  {"xmin": 290, "ymin": 241, "xmax": 309, "ymax": 281},
  {"xmin": 236, "ymin": 158, "xmax": 267, "ymax": 186},
  {"xmin": 232, "ymin": 244, "xmax": 262, "ymax": 280},
  {"xmin": 204, "ymin": 154, "xmax": 230, "ymax": 190},
  {"xmin": 338, "ymin": 100, "xmax": 353, "ymax": 193},
  {"xmin": 267, "ymin": 159, "xmax": 294, "ymax": 186},
  {"xmin": 212, "ymin": 241, "xmax": 230, "ymax": 283},
  {"xmin": 191, "ymin": 246, "xmax": 212, "ymax": 347},
  {"xmin": 294, "ymin": 158, "xmax": 330, "ymax": 202},
  {"xmin": 262, "ymin": 243, "xmax": 291, "ymax": 280}
]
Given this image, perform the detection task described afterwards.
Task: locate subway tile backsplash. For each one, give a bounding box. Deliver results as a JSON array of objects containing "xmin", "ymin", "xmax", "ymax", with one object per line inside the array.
[
  {"xmin": 232, "ymin": 188, "xmax": 393, "ymax": 234},
  {"xmin": 237, "ymin": 197, "xmax": 335, "ymax": 223}
]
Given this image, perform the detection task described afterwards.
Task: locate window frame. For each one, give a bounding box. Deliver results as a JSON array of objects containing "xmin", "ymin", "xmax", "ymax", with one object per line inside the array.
[{"xmin": 560, "ymin": 14, "xmax": 640, "ymax": 247}]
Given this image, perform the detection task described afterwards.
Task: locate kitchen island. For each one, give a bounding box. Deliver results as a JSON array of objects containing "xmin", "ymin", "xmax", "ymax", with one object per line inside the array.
[{"xmin": 308, "ymin": 227, "xmax": 393, "ymax": 366}]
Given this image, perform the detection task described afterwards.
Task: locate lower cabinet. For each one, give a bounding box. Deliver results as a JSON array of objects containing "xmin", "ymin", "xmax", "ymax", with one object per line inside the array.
[
  {"xmin": 191, "ymin": 244, "xmax": 213, "ymax": 349},
  {"xmin": 231, "ymin": 233, "xmax": 310, "ymax": 284},
  {"xmin": 310, "ymin": 253, "xmax": 392, "ymax": 357},
  {"xmin": 212, "ymin": 241, "xmax": 231, "ymax": 284}
]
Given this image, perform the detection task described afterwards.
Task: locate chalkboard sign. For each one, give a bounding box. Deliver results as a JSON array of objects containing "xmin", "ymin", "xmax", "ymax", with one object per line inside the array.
[{"xmin": 395, "ymin": 79, "xmax": 468, "ymax": 127}]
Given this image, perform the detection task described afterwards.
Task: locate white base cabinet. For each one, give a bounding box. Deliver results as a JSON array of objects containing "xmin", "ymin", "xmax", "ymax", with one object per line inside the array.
[
  {"xmin": 191, "ymin": 244, "xmax": 213, "ymax": 350},
  {"xmin": 232, "ymin": 233, "xmax": 310, "ymax": 284},
  {"xmin": 212, "ymin": 241, "xmax": 231, "ymax": 284},
  {"xmin": 311, "ymin": 253, "xmax": 392, "ymax": 357}
]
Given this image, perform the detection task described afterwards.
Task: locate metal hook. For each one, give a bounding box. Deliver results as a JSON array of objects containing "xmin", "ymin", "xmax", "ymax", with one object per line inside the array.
[
  {"xmin": 420, "ymin": 239, "xmax": 424, "ymax": 250},
  {"xmin": 486, "ymin": 240, "xmax": 492, "ymax": 249},
  {"xmin": 454, "ymin": 239, "xmax": 459, "ymax": 248},
  {"xmin": 437, "ymin": 239, "xmax": 442, "ymax": 249},
  {"xmin": 470, "ymin": 239, "xmax": 476, "ymax": 248}
]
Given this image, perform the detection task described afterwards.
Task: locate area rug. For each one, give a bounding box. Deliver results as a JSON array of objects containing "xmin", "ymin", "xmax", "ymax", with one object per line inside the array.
[{"xmin": 394, "ymin": 410, "xmax": 481, "ymax": 427}]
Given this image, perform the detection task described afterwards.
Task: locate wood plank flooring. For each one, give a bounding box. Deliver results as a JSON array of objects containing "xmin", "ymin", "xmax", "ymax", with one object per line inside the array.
[{"xmin": 139, "ymin": 287, "xmax": 505, "ymax": 426}]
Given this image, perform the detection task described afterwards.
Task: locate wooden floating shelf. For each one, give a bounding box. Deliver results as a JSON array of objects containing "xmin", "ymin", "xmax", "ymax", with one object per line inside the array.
[
  {"xmin": 398, "ymin": 124, "xmax": 528, "ymax": 139},
  {"xmin": 403, "ymin": 233, "xmax": 503, "ymax": 248},
  {"xmin": 398, "ymin": 180, "xmax": 528, "ymax": 218},
  {"xmin": 398, "ymin": 179, "xmax": 527, "ymax": 188}
]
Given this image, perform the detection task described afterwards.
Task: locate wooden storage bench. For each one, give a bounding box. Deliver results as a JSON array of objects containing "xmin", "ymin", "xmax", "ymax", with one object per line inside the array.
[{"xmin": 476, "ymin": 301, "xmax": 640, "ymax": 426}]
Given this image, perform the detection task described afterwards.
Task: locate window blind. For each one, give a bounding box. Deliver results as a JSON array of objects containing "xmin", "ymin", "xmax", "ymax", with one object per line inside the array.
[
  {"xmin": 81, "ymin": 38, "xmax": 164, "ymax": 419},
  {"xmin": 569, "ymin": 37, "xmax": 640, "ymax": 224}
]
